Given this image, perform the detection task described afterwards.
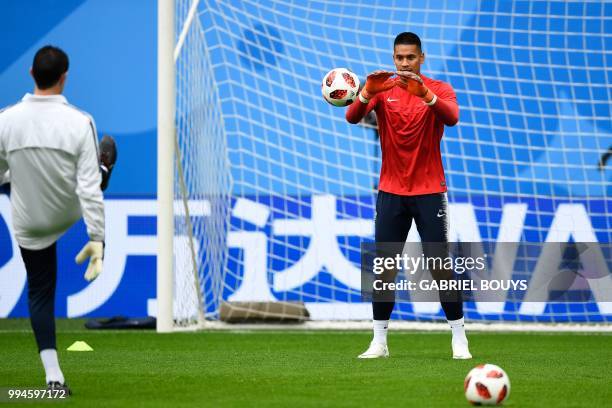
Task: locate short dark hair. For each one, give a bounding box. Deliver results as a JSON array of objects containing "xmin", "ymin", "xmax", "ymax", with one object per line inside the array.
[
  {"xmin": 32, "ymin": 45, "xmax": 69, "ymax": 89},
  {"xmin": 393, "ymin": 32, "xmax": 422, "ymax": 51}
]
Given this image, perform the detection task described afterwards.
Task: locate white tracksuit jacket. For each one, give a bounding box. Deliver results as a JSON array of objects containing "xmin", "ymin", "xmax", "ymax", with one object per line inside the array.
[{"xmin": 0, "ymin": 93, "xmax": 104, "ymax": 250}]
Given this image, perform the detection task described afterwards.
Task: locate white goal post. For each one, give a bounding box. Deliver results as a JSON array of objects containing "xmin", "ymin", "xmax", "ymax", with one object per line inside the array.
[
  {"xmin": 158, "ymin": 0, "xmax": 226, "ymax": 331},
  {"xmin": 158, "ymin": 0, "xmax": 207, "ymax": 332},
  {"xmin": 157, "ymin": 0, "xmax": 175, "ymax": 332}
]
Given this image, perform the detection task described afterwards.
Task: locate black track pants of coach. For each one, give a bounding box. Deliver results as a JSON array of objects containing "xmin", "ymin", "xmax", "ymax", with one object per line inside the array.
[
  {"xmin": 20, "ymin": 243, "xmax": 57, "ymax": 351},
  {"xmin": 373, "ymin": 191, "xmax": 463, "ymax": 321}
]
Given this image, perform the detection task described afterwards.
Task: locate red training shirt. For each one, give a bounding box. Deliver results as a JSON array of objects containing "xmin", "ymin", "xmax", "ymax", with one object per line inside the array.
[{"xmin": 346, "ymin": 75, "xmax": 459, "ymax": 196}]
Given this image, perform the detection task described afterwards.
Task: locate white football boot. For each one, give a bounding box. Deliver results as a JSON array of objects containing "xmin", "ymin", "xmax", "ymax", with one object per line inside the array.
[
  {"xmin": 357, "ymin": 342, "xmax": 389, "ymax": 359},
  {"xmin": 452, "ymin": 335, "xmax": 472, "ymax": 359}
]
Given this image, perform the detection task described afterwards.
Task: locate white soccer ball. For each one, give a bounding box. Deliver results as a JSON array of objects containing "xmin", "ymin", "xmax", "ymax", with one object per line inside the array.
[
  {"xmin": 321, "ymin": 68, "xmax": 360, "ymax": 107},
  {"xmin": 464, "ymin": 364, "xmax": 510, "ymax": 406}
]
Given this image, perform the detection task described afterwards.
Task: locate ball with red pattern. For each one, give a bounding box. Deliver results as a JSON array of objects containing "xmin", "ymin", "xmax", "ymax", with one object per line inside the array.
[
  {"xmin": 464, "ymin": 363, "xmax": 510, "ymax": 406},
  {"xmin": 321, "ymin": 68, "xmax": 360, "ymax": 107}
]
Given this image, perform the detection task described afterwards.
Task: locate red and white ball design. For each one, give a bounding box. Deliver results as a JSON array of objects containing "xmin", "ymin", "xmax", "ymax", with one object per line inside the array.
[
  {"xmin": 464, "ymin": 364, "xmax": 510, "ymax": 406},
  {"xmin": 321, "ymin": 68, "xmax": 360, "ymax": 107}
]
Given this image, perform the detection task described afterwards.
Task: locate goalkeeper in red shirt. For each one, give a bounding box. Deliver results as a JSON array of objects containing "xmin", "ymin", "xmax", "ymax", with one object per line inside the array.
[{"xmin": 346, "ymin": 32, "xmax": 471, "ymax": 359}]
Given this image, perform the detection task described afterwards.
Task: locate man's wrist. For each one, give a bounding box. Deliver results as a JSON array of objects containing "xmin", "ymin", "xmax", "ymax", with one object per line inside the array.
[
  {"xmin": 422, "ymin": 89, "xmax": 436, "ymax": 105},
  {"xmin": 359, "ymin": 92, "xmax": 370, "ymax": 104}
]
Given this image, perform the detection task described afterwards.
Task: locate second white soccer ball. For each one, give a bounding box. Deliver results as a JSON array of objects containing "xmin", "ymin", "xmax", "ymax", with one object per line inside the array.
[
  {"xmin": 464, "ymin": 363, "xmax": 510, "ymax": 406},
  {"xmin": 321, "ymin": 68, "xmax": 360, "ymax": 107}
]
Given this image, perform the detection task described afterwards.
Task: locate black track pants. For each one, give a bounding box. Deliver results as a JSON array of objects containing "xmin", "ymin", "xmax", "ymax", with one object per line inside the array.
[
  {"xmin": 373, "ymin": 191, "xmax": 463, "ymax": 321},
  {"xmin": 20, "ymin": 243, "xmax": 57, "ymax": 351}
]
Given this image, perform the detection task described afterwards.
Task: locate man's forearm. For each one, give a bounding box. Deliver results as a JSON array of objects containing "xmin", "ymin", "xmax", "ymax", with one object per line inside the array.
[
  {"xmin": 80, "ymin": 195, "xmax": 105, "ymax": 242},
  {"xmin": 428, "ymin": 96, "xmax": 459, "ymax": 126},
  {"xmin": 346, "ymin": 95, "xmax": 371, "ymax": 124}
]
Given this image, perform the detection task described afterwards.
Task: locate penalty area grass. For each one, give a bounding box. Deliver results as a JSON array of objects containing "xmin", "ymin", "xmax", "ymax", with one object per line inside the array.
[{"xmin": 0, "ymin": 319, "xmax": 609, "ymax": 407}]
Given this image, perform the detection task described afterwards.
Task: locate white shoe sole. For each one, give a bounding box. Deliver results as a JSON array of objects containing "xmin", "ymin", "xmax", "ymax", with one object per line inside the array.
[
  {"xmin": 358, "ymin": 353, "xmax": 389, "ymax": 359},
  {"xmin": 357, "ymin": 343, "xmax": 389, "ymax": 359}
]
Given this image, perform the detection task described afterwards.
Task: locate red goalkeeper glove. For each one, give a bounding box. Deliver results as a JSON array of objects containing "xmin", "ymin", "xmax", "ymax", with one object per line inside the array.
[{"xmin": 360, "ymin": 70, "xmax": 397, "ymax": 100}]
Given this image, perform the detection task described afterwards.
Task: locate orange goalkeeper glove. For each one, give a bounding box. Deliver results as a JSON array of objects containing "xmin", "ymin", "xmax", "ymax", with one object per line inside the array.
[
  {"xmin": 360, "ymin": 70, "xmax": 398, "ymax": 100},
  {"xmin": 396, "ymin": 71, "xmax": 431, "ymax": 99}
]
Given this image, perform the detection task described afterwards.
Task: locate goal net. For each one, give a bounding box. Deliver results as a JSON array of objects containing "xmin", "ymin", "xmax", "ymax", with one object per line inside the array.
[{"xmin": 163, "ymin": 0, "xmax": 611, "ymax": 328}]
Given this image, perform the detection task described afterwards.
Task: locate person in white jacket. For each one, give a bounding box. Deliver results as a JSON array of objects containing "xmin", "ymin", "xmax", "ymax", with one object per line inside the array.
[{"xmin": 0, "ymin": 45, "xmax": 116, "ymax": 394}]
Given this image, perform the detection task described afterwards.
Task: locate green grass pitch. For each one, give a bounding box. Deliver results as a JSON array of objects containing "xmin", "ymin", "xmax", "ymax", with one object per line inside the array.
[{"xmin": 0, "ymin": 319, "xmax": 610, "ymax": 407}]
